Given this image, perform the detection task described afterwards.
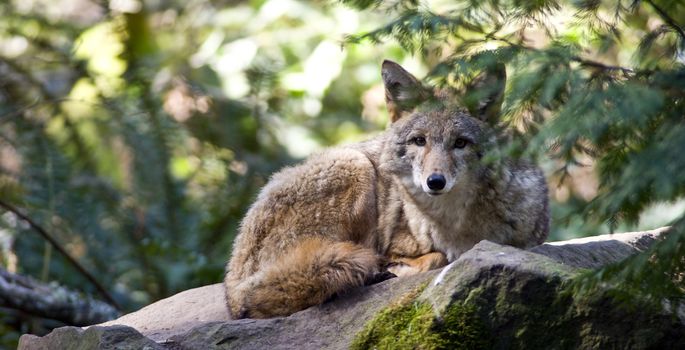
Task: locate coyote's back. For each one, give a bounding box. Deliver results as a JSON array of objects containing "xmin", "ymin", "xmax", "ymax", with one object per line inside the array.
[
  {"xmin": 224, "ymin": 60, "xmax": 549, "ymax": 319},
  {"xmin": 224, "ymin": 148, "xmax": 383, "ymax": 318}
]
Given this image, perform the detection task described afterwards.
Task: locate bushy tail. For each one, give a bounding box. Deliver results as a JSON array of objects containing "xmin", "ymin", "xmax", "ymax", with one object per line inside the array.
[{"xmin": 225, "ymin": 237, "xmax": 382, "ymax": 319}]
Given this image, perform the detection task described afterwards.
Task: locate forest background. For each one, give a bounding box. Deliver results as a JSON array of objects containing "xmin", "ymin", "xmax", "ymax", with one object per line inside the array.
[{"xmin": 1, "ymin": 0, "xmax": 684, "ymax": 347}]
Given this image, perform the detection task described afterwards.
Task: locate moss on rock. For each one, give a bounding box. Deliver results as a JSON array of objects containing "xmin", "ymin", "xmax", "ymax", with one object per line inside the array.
[{"xmin": 350, "ymin": 286, "xmax": 490, "ymax": 350}]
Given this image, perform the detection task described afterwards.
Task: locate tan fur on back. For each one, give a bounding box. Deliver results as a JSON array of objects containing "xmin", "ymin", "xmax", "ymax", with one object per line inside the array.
[{"xmin": 224, "ymin": 61, "xmax": 549, "ymax": 318}]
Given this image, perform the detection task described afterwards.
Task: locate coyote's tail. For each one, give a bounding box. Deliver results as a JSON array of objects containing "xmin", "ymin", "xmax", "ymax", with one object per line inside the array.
[{"xmin": 225, "ymin": 237, "xmax": 382, "ymax": 319}]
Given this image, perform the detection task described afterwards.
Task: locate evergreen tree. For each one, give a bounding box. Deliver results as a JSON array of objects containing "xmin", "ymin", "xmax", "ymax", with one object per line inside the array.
[{"xmin": 341, "ymin": 0, "xmax": 685, "ymax": 306}]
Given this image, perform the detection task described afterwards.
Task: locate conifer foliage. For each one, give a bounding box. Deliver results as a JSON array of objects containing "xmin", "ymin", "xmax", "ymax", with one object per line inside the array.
[
  {"xmin": 341, "ymin": 0, "xmax": 685, "ymax": 306},
  {"xmin": 1, "ymin": 0, "xmax": 684, "ymax": 344}
]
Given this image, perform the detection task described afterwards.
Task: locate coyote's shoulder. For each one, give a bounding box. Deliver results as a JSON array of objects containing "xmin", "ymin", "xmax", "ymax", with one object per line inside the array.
[{"xmin": 224, "ymin": 60, "xmax": 549, "ymax": 319}]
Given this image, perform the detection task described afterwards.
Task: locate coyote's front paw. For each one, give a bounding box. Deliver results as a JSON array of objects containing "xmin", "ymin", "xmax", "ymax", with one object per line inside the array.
[
  {"xmin": 387, "ymin": 251, "xmax": 448, "ymax": 277},
  {"xmin": 387, "ymin": 262, "xmax": 422, "ymax": 277}
]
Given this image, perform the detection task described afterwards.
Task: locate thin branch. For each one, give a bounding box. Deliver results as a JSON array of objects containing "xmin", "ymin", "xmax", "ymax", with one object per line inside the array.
[
  {"xmin": 570, "ymin": 55, "xmax": 635, "ymax": 74},
  {"xmin": 0, "ymin": 199, "xmax": 120, "ymax": 310},
  {"xmin": 488, "ymin": 34, "xmax": 636, "ymax": 75},
  {"xmin": 0, "ymin": 98, "xmax": 41, "ymax": 123},
  {"xmin": 0, "ymin": 97, "xmax": 75, "ymax": 124},
  {"xmin": 645, "ymin": 0, "xmax": 685, "ymax": 41}
]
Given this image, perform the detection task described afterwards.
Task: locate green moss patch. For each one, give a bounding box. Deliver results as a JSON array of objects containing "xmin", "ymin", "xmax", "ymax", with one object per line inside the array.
[{"xmin": 351, "ymin": 286, "xmax": 490, "ymax": 350}]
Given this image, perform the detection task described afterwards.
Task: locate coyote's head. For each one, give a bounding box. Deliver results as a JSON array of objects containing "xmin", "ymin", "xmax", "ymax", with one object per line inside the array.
[{"xmin": 379, "ymin": 60, "xmax": 506, "ymax": 196}]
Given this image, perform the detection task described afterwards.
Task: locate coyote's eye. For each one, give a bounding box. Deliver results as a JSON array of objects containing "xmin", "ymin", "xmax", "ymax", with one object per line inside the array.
[
  {"xmin": 410, "ymin": 136, "xmax": 426, "ymax": 146},
  {"xmin": 454, "ymin": 138, "xmax": 469, "ymax": 149}
]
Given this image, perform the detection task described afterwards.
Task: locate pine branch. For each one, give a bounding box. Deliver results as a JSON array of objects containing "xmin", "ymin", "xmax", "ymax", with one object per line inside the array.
[
  {"xmin": 644, "ymin": 0, "xmax": 685, "ymax": 41},
  {"xmin": 0, "ymin": 58, "xmax": 99, "ymax": 172},
  {"xmin": 0, "ymin": 199, "xmax": 120, "ymax": 310},
  {"xmin": 487, "ymin": 35, "xmax": 636, "ymax": 75},
  {"xmin": 0, "ymin": 267, "xmax": 118, "ymax": 326}
]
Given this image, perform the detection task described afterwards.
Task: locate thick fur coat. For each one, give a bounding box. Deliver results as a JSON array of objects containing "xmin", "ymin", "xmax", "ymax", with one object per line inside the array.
[{"xmin": 224, "ymin": 60, "xmax": 549, "ymax": 318}]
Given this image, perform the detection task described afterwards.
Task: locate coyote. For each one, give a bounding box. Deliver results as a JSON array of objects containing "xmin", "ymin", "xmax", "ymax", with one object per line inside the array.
[{"xmin": 224, "ymin": 60, "xmax": 549, "ymax": 318}]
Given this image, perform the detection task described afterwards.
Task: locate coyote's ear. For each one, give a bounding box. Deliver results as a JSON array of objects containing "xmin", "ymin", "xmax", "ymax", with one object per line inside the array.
[
  {"xmin": 463, "ymin": 64, "xmax": 506, "ymax": 125},
  {"xmin": 382, "ymin": 60, "xmax": 429, "ymax": 123}
]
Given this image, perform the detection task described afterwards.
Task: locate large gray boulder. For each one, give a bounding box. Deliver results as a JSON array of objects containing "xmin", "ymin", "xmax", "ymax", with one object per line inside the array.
[{"xmin": 19, "ymin": 227, "xmax": 684, "ymax": 349}]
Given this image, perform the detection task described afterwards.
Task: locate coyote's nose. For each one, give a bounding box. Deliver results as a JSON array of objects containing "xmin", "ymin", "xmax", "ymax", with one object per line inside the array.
[{"xmin": 426, "ymin": 174, "xmax": 446, "ymax": 191}]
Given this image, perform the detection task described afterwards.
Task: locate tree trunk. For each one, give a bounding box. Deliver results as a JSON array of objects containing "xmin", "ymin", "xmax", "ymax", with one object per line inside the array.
[{"xmin": 0, "ymin": 268, "xmax": 118, "ymax": 326}]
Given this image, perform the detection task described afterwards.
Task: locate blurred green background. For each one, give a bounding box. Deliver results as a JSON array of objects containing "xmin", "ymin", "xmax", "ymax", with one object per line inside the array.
[{"xmin": 1, "ymin": 0, "xmax": 684, "ymax": 347}]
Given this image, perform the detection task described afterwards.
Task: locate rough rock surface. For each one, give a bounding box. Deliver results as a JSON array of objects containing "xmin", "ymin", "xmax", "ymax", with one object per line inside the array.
[
  {"xmin": 19, "ymin": 227, "xmax": 684, "ymax": 349},
  {"xmin": 98, "ymin": 283, "xmax": 230, "ymax": 342}
]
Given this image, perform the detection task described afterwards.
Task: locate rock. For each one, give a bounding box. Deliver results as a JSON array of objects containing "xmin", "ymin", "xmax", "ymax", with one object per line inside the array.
[
  {"xmin": 18, "ymin": 227, "xmax": 683, "ymax": 349},
  {"xmin": 417, "ymin": 239, "xmax": 683, "ymax": 349},
  {"xmin": 18, "ymin": 325, "xmax": 163, "ymax": 350},
  {"xmin": 529, "ymin": 227, "xmax": 670, "ymax": 269},
  {"xmin": 97, "ymin": 283, "xmax": 230, "ymax": 342}
]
